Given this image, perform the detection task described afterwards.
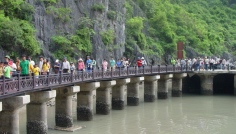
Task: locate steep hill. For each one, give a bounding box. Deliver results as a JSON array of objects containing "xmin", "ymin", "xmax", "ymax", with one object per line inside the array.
[{"xmin": 1, "ymin": 0, "xmax": 236, "ymax": 64}]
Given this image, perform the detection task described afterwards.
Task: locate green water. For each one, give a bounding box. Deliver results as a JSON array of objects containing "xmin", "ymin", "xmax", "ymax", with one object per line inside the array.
[{"xmin": 19, "ymin": 95, "xmax": 236, "ymax": 134}]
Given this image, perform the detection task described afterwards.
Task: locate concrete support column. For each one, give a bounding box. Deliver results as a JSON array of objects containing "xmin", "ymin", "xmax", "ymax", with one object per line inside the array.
[
  {"xmin": 0, "ymin": 95, "xmax": 30, "ymax": 134},
  {"xmin": 144, "ymin": 75, "xmax": 160, "ymax": 102},
  {"xmin": 96, "ymin": 81, "xmax": 116, "ymax": 115},
  {"xmin": 55, "ymin": 86, "xmax": 80, "ymax": 128},
  {"xmin": 127, "ymin": 77, "xmax": 144, "ymax": 106},
  {"xmin": 112, "ymin": 78, "xmax": 130, "ymax": 110},
  {"xmin": 199, "ymin": 74, "xmax": 214, "ymax": 95},
  {"xmin": 158, "ymin": 74, "xmax": 173, "ymax": 99},
  {"xmin": 77, "ymin": 82, "xmax": 100, "ymax": 121},
  {"xmin": 172, "ymin": 73, "xmax": 187, "ymax": 97},
  {"xmin": 27, "ymin": 90, "xmax": 56, "ymax": 134}
]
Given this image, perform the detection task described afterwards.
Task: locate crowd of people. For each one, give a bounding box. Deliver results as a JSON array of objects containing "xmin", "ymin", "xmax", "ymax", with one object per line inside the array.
[
  {"xmin": 170, "ymin": 57, "xmax": 230, "ymax": 71},
  {"xmin": 1, "ymin": 54, "xmax": 231, "ymax": 80},
  {"xmin": 0, "ymin": 55, "xmax": 149, "ymax": 79}
]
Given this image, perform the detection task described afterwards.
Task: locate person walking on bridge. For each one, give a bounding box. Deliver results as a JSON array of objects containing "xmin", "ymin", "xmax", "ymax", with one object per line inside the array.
[{"xmin": 20, "ymin": 54, "xmax": 30, "ymax": 77}]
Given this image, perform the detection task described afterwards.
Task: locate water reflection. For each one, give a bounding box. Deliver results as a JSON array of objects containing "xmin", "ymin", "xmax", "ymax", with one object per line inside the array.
[{"xmin": 18, "ymin": 95, "xmax": 236, "ymax": 134}]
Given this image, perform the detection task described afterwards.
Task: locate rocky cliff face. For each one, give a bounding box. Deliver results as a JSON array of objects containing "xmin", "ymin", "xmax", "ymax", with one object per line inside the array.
[{"xmin": 26, "ymin": 0, "xmax": 125, "ymax": 66}]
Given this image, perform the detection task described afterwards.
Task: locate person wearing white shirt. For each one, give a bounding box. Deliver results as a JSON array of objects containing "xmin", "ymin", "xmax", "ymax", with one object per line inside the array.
[
  {"xmin": 62, "ymin": 57, "xmax": 70, "ymax": 73},
  {"xmin": 38, "ymin": 56, "xmax": 44, "ymax": 75}
]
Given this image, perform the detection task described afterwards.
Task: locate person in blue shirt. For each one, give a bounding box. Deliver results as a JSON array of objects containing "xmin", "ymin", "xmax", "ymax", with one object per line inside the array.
[
  {"xmin": 86, "ymin": 56, "xmax": 92, "ymax": 73},
  {"xmin": 116, "ymin": 59, "xmax": 122, "ymax": 69}
]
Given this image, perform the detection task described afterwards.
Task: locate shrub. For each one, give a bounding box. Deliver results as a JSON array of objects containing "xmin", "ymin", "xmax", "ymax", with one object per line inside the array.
[
  {"xmin": 107, "ymin": 10, "xmax": 116, "ymax": 20},
  {"xmin": 46, "ymin": 6, "xmax": 71, "ymax": 22},
  {"xmin": 91, "ymin": 4, "xmax": 105, "ymax": 12},
  {"xmin": 100, "ymin": 29, "xmax": 116, "ymax": 46}
]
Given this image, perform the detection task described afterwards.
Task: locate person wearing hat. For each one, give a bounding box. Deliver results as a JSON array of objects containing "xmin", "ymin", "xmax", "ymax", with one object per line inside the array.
[
  {"xmin": 3, "ymin": 62, "xmax": 11, "ymax": 79},
  {"xmin": 5, "ymin": 55, "xmax": 10, "ymax": 62},
  {"xmin": 141, "ymin": 57, "xmax": 147, "ymax": 67},
  {"xmin": 77, "ymin": 58, "xmax": 85, "ymax": 73},
  {"xmin": 54, "ymin": 59, "xmax": 61, "ymax": 74},
  {"xmin": 20, "ymin": 54, "xmax": 30, "ymax": 76},
  {"xmin": 62, "ymin": 57, "xmax": 70, "ymax": 73}
]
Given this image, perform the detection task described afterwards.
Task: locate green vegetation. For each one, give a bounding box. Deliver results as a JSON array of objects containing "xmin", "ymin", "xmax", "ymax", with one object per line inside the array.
[
  {"xmin": 51, "ymin": 17, "xmax": 95, "ymax": 60},
  {"xmin": 100, "ymin": 29, "xmax": 116, "ymax": 46},
  {"xmin": 0, "ymin": 0, "xmax": 40, "ymax": 57},
  {"xmin": 40, "ymin": 0, "xmax": 57, "ymax": 6},
  {"xmin": 46, "ymin": 6, "xmax": 71, "ymax": 22},
  {"xmin": 107, "ymin": 10, "xmax": 116, "ymax": 20},
  {"xmin": 125, "ymin": 0, "xmax": 236, "ymax": 58},
  {"xmin": 91, "ymin": 4, "xmax": 105, "ymax": 12}
]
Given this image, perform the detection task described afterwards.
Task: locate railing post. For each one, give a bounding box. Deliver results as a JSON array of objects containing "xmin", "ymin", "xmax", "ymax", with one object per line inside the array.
[
  {"xmin": 127, "ymin": 66, "xmax": 129, "ymax": 76},
  {"xmin": 92, "ymin": 69, "xmax": 95, "ymax": 79},
  {"xmin": 151, "ymin": 65, "xmax": 153, "ymax": 74},
  {"xmin": 228, "ymin": 64, "xmax": 230, "ymax": 71},
  {"xmin": 102, "ymin": 68, "xmax": 104, "ymax": 78},
  {"xmin": 181, "ymin": 64, "xmax": 183, "ymax": 72},
  {"xmin": 59, "ymin": 70, "xmax": 62, "ymax": 84},
  {"xmin": 3, "ymin": 76, "xmax": 5, "ymax": 94},
  {"xmin": 33, "ymin": 75, "xmax": 35, "ymax": 88},
  {"xmin": 111, "ymin": 68, "xmax": 113, "ymax": 78},
  {"xmin": 213, "ymin": 65, "xmax": 215, "ymax": 71},
  {"xmin": 17, "ymin": 73, "xmax": 21, "ymax": 91},
  {"xmin": 135, "ymin": 66, "xmax": 137, "ymax": 75},
  {"xmin": 82, "ymin": 70, "xmax": 84, "ymax": 81},
  {"xmin": 143, "ymin": 66, "xmax": 145, "ymax": 74},
  {"xmin": 166, "ymin": 64, "xmax": 168, "ymax": 72},
  {"xmin": 119, "ymin": 67, "xmax": 121, "ymax": 76},
  {"xmin": 71, "ymin": 70, "xmax": 73, "ymax": 82},
  {"xmin": 186, "ymin": 63, "xmax": 188, "ymax": 72},
  {"xmin": 47, "ymin": 73, "xmax": 50, "ymax": 86},
  {"xmin": 173, "ymin": 65, "xmax": 175, "ymax": 72},
  {"xmin": 198, "ymin": 64, "xmax": 200, "ymax": 72},
  {"xmin": 158, "ymin": 65, "xmax": 160, "ymax": 73}
]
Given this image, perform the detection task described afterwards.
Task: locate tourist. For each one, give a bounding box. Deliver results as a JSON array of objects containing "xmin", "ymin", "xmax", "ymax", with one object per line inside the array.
[
  {"xmin": 136, "ymin": 57, "xmax": 142, "ymax": 68},
  {"xmin": 116, "ymin": 59, "xmax": 122, "ymax": 69},
  {"xmin": 28, "ymin": 56, "xmax": 35, "ymax": 66},
  {"xmin": 209, "ymin": 58, "xmax": 214, "ymax": 70},
  {"xmin": 15, "ymin": 57, "xmax": 21, "ymax": 74},
  {"xmin": 4, "ymin": 55, "xmax": 10, "ymax": 63},
  {"xmin": 62, "ymin": 57, "xmax": 70, "ymax": 73},
  {"xmin": 54, "ymin": 59, "xmax": 61, "ymax": 74},
  {"xmin": 20, "ymin": 54, "xmax": 30, "ymax": 77},
  {"xmin": 91, "ymin": 58, "xmax": 96, "ymax": 71},
  {"xmin": 86, "ymin": 56, "xmax": 92, "ymax": 73},
  {"xmin": 0, "ymin": 62, "xmax": 3, "ymax": 79},
  {"xmin": 110, "ymin": 57, "xmax": 116, "ymax": 71},
  {"xmin": 102, "ymin": 59, "xmax": 108, "ymax": 72},
  {"xmin": 77, "ymin": 58, "xmax": 85, "ymax": 73},
  {"xmin": 38, "ymin": 56, "xmax": 44, "ymax": 75},
  {"xmin": 70, "ymin": 62, "xmax": 75, "ymax": 74},
  {"xmin": 205, "ymin": 57, "xmax": 209, "ymax": 71},
  {"xmin": 42, "ymin": 59, "xmax": 50, "ymax": 75},
  {"xmin": 33, "ymin": 64, "xmax": 40, "ymax": 78},
  {"xmin": 11, "ymin": 59, "xmax": 17, "ymax": 77},
  {"xmin": 3, "ymin": 62, "xmax": 11, "ymax": 79},
  {"xmin": 141, "ymin": 57, "xmax": 147, "ymax": 67},
  {"xmin": 222, "ymin": 59, "xmax": 226, "ymax": 70},
  {"xmin": 171, "ymin": 58, "xmax": 176, "ymax": 66}
]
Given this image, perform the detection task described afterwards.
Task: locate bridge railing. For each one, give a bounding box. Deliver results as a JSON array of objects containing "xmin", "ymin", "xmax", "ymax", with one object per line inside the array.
[{"xmin": 0, "ymin": 65, "xmax": 190, "ymax": 99}]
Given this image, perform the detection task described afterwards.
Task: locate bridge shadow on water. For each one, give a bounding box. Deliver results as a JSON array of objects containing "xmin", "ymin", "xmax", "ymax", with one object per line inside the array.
[{"xmin": 182, "ymin": 74, "xmax": 234, "ymax": 95}]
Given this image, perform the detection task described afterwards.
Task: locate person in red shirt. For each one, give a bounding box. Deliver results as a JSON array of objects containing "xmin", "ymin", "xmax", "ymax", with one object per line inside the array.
[{"xmin": 136, "ymin": 57, "xmax": 142, "ymax": 68}]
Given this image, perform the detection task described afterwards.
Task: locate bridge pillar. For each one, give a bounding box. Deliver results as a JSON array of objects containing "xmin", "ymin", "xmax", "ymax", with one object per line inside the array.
[
  {"xmin": 27, "ymin": 90, "xmax": 56, "ymax": 134},
  {"xmin": 199, "ymin": 74, "xmax": 214, "ymax": 95},
  {"xmin": 158, "ymin": 74, "xmax": 173, "ymax": 99},
  {"xmin": 144, "ymin": 75, "xmax": 160, "ymax": 102},
  {"xmin": 55, "ymin": 86, "xmax": 80, "ymax": 128},
  {"xmin": 96, "ymin": 81, "xmax": 116, "ymax": 115},
  {"xmin": 172, "ymin": 73, "xmax": 187, "ymax": 97},
  {"xmin": 0, "ymin": 95, "xmax": 30, "ymax": 134},
  {"xmin": 77, "ymin": 82, "xmax": 100, "ymax": 121},
  {"xmin": 127, "ymin": 77, "xmax": 144, "ymax": 106},
  {"xmin": 112, "ymin": 78, "xmax": 130, "ymax": 110}
]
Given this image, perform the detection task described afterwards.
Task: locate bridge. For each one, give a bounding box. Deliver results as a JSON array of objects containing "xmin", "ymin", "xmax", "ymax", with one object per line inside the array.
[{"xmin": 0, "ymin": 65, "xmax": 235, "ymax": 133}]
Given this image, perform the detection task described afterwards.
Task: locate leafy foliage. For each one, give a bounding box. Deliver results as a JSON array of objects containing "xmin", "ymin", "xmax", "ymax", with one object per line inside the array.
[
  {"xmin": 0, "ymin": 0, "xmax": 40, "ymax": 56},
  {"xmin": 46, "ymin": 6, "xmax": 71, "ymax": 22},
  {"xmin": 91, "ymin": 4, "xmax": 105, "ymax": 12},
  {"xmin": 100, "ymin": 29, "xmax": 116, "ymax": 46},
  {"xmin": 107, "ymin": 10, "xmax": 116, "ymax": 20}
]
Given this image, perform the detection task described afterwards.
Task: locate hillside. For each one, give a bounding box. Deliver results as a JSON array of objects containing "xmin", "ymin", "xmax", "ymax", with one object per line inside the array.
[{"xmin": 0, "ymin": 0, "xmax": 236, "ymax": 64}]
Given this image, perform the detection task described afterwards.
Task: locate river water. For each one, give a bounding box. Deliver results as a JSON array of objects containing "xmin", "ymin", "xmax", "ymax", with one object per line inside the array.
[{"xmin": 19, "ymin": 95, "xmax": 236, "ymax": 134}]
